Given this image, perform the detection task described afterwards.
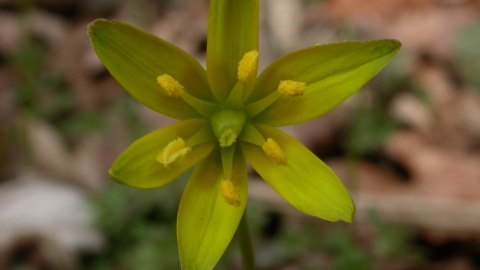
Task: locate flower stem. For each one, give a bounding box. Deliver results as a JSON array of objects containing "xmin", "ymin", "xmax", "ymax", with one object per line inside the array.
[{"xmin": 238, "ymin": 212, "xmax": 256, "ymax": 270}]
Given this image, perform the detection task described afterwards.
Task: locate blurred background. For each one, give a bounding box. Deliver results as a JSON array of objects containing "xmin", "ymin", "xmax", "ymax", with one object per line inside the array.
[{"xmin": 1, "ymin": 0, "xmax": 480, "ymax": 269}]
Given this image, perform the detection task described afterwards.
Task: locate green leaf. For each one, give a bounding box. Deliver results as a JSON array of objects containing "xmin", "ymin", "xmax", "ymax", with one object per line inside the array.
[
  {"xmin": 177, "ymin": 147, "xmax": 247, "ymax": 270},
  {"xmin": 207, "ymin": 0, "xmax": 259, "ymax": 102},
  {"xmin": 250, "ymin": 40, "xmax": 401, "ymax": 126},
  {"xmin": 109, "ymin": 119, "xmax": 215, "ymax": 188},
  {"xmin": 241, "ymin": 124, "xmax": 354, "ymax": 222},
  {"xmin": 88, "ymin": 19, "xmax": 214, "ymax": 120}
]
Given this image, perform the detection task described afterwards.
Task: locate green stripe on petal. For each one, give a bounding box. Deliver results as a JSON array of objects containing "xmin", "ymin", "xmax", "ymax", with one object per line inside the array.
[
  {"xmin": 178, "ymin": 146, "xmax": 247, "ymax": 270},
  {"xmin": 239, "ymin": 122, "xmax": 265, "ymax": 146},
  {"xmin": 207, "ymin": 0, "xmax": 259, "ymax": 102},
  {"xmin": 88, "ymin": 19, "xmax": 214, "ymax": 120},
  {"xmin": 241, "ymin": 125, "xmax": 354, "ymax": 222},
  {"xmin": 221, "ymin": 145, "xmax": 235, "ymax": 179},
  {"xmin": 109, "ymin": 119, "xmax": 215, "ymax": 189},
  {"xmin": 251, "ymin": 40, "xmax": 401, "ymax": 126}
]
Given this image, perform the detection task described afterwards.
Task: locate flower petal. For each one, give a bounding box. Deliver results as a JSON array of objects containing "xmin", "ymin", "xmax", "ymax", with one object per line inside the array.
[
  {"xmin": 241, "ymin": 125, "xmax": 354, "ymax": 222},
  {"xmin": 178, "ymin": 147, "xmax": 247, "ymax": 270},
  {"xmin": 109, "ymin": 119, "xmax": 215, "ymax": 188},
  {"xmin": 207, "ymin": 0, "xmax": 259, "ymax": 101},
  {"xmin": 88, "ymin": 19, "xmax": 213, "ymax": 120},
  {"xmin": 250, "ymin": 40, "xmax": 401, "ymax": 126}
]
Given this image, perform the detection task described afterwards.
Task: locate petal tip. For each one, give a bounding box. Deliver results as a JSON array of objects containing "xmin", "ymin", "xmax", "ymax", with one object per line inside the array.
[
  {"xmin": 108, "ymin": 167, "xmax": 138, "ymax": 188},
  {"xmin": 341, "ymin": 201, "xmax": 356, "ymax": 223},
  {"xmin": 86, "ymin": 18, "xmax": 109, "ymax": 38},
  {"xmin": 377, "ymin": 39, "xmax": 402, "ymax": 52},
  {"xmin": 387, "ymin": 39, "xmax": 402, "ymax": 51},
  {"xmin": 108, "ymin": 168, "xmax": 149, "ymax": 189},
  {"xmin": 87, "ymin": 19, "xmax": 126, "ymax": 39},
  {"xmin": 342, "ymin": 211, "xmax": 355, "ymax": 224},
  {"xmin": 108, "ymin": 169, "xmax": 123, "ymax": 185}
]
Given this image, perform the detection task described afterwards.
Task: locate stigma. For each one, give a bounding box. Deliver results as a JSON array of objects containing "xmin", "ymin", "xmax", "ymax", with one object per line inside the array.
[
  {"xmin": 157, "ymin": 74, "xmax": 184, "ymax": 97},
  {"xmin": 237, "ymin": 50, "xmax": 259, "ymax": 82},
  {"xmin": 157, "ymin": 137, "xmax": 191, "ymax": 169},
  {"xmin": 262, "ymin": 138, "xmax": 287, "ymax": 166},
  {"xmin": 277, "ymin": 80, "xmax": 306, "ymax": 97},
  {"xmin": 219, "ymin": 179, "xmax": 241, "ymax": 207},
  {"xmin": 219, "ymin": 128, "xmax": 237, "ymax": 147}
]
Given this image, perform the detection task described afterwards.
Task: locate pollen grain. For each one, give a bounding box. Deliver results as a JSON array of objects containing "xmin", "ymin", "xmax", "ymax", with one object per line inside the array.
[
  {"xmin": 262, "ymin": 138, "xmax": 287, "ymax": 166},
  {"xmin": 277, "ymin": 80, "xmax": 306, "ymax": 97},
  {"xmin": 237, "ymin": 50, "xmax": 259, "ymax": 82},
  {"xmin": 157, "ymin": 137, "xmax": 191, "ymax": 169},
  {"xmin": 157, "ymin": 74, "xmax": 184, "ymax": 97},
  {"xmin": 220, "ymin": 179, "xmax": 241, "ymax": 207}
]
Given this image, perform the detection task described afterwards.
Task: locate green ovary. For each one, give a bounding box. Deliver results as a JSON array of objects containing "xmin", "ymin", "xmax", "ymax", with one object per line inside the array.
[{"xmin": 210, "ymin": 110, "xmax": 247, "ymax": 147}]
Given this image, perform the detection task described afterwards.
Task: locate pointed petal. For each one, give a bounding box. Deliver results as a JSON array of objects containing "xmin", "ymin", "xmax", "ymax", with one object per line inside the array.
[
  {"xmin": 178, "ymin": 147, "xmax": 247, "ymax": 270},
  {"xmin": 241, "ymin": 125, "xmax": 354, "ymax": 222},
  {"xmin": 88, "ymin": 19, "xmax": 213, "ymax": 120},
  {"xmin": 109, "ymin": 119, "xmax": 215, "ymax": 188},
  {"xmin": 207, "ymin": 0, "xmax": 259, "ymax": 101},
  {"xmin": 251, "ymin": 40, "xmax": 401, "ymax": 126}
]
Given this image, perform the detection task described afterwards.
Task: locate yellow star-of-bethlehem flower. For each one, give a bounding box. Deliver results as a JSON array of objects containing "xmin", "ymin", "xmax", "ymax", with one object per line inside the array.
[{"xmin": 88, "ymin": 0, "xmax": 400, "ymax": 269}]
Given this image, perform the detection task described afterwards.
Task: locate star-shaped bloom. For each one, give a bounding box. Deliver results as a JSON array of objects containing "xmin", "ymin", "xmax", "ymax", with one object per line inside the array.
[{"xmin": 88, "ymin": 0, "xmax": 400, "ymax": 269}]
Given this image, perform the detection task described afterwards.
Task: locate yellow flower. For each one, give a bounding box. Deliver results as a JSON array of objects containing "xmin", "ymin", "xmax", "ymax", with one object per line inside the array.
[{"xmin": 88, "ymin": 0, "xmax": 400, "ymax": 269}]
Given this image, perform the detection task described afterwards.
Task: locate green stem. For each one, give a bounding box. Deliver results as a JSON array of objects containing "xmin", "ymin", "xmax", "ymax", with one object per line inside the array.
[{"xmin": 238, "ymin": 212, "xmax": 256, "ymax": 270}]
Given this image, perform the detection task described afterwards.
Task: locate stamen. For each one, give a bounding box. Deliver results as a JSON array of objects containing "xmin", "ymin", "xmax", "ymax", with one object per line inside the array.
[
  {"xmin": 157, "ymin": 137, "xmax": 191, "ymax": 169},
  {"xmin": 277, "ymin": 80, "xmax": 306, "ymax": 97},
  {"xmin": 237, "ymin": 50, "xmax": 259, "ymax": 82},
  {"xmin": 157, "ymin": 74, "xmax": 184, "ymax": 97},
  {"xmin": 262, "ymin": 138, "xmax": 287, "ymax": 166},
  {"xmin": 219, "ymin": 179, "xmax": 241, "ymax": 207}
]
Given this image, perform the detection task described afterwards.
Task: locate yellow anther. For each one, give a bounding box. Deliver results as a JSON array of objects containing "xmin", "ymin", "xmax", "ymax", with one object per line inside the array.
[
  {"xmin": 219, "ymin": 179, "xmax": 241, "ymax": 207},
  {"xmin": 277, "ymin": 80, "xmax": 307, "ymax": 97},
  {"xmin": 237, "ymin": 50, "xmax": 259, "ymax": 82},
  {"xmin": 157, "ymin": 74, "xmax": 184, "ymax": 97},
  {"xmin": 262, "ymin": 138, "xmax": 287, "ymax": 166},
  {"xmin": 156, "ymin": 137, "xmax": 191, "ymax": 169}
]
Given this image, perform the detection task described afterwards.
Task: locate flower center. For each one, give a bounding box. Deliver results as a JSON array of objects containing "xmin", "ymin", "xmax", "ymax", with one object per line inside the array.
[{"xmin": 210, "ymin": 110, "xmax": 246, "ymax": 147}]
